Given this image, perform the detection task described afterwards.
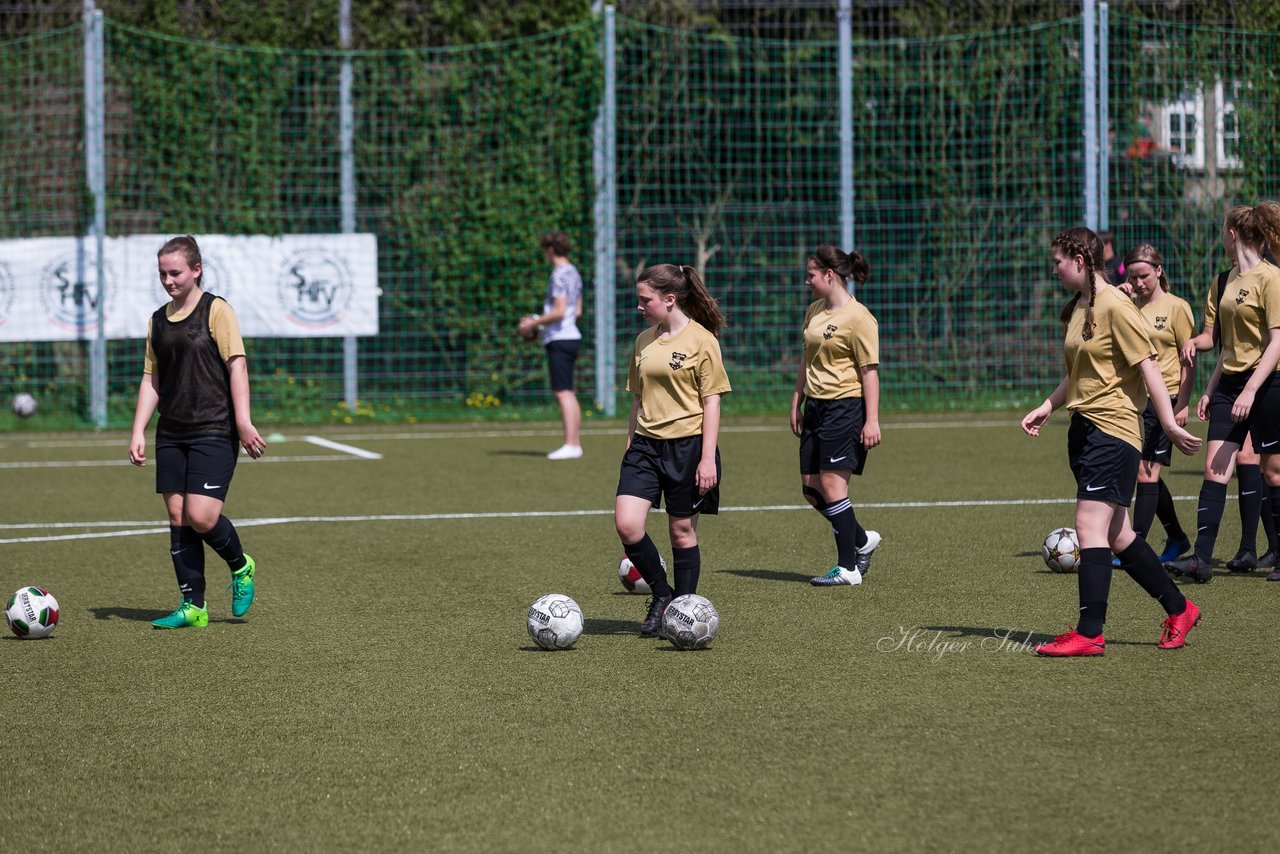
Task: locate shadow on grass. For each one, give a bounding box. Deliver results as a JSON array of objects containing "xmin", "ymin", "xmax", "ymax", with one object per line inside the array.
[
  {"xmin": 716, "ymin": 568, "xmax": 814, "ymax": 584},
  {"xmin": 88, "ymin": 606, "xmax": 246, "ymax": 625},
  {"xmin": 487, "ymin": 450, "xmax": 551, "ymax": 458},
  {"xmin": 921, "ymin": 625, "xmax": 1149, "ymax": 648},
  {"xmin": 582, "ymin": 617, "xmax": 638, "ymax": 636},
  {"xmin": 518, "ymin": 645, "xmax": 578, "ymax": 653},
  {"xmin": 89, "ymin": 606, "xmax": 170, "ymax": 622}
]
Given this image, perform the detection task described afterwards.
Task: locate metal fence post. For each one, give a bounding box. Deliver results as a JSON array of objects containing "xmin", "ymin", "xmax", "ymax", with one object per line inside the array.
[
  {"xmin": 340, "ymin": 0, "xmax": 359, "ymax": 410},
  {"xmin": 1082, "ymin": 0, "xmax": 1098, "ymax": 230},
  {"xmin": 593, "ymin": 5, "xmax": 617, "ymax": 416},
  {"xmin": 84, "ymin": 1, "xmax": 107, "ymax": 427},
  {"xmin": 838, "ymin": 0, "xmax": 854, "ymax": 293},
  {"xmin": 1098, "ymin": 1, "xmax": 1109, "ymax": 232}
]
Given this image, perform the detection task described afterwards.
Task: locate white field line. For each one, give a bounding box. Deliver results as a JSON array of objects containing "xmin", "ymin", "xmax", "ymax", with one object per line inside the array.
[
  {"xmin": 0, "ymin": 495, "xmax": 1206, "ymax": 545},
  {"xmin": 301, "ymin": 435, "xmax": 383, "ymax": 459},
  {"xmin": 14, "ymin": 419, "xmax": 1017, "ymax": 449},
  {"xmin": 0, "ymin": 455, "xmax": 364, "ymax": 470}
]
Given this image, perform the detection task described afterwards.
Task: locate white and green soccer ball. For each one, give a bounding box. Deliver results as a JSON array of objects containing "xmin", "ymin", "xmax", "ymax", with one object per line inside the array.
[
  {"xmin": 6, "ymin": 586, "xmax": 60, "ymax": 639},
  {"xmin": 662, "ymin": 594, "xmax": 719, "ymax": 650},
  {"xmin": 526, "ymin": 593, "xmax": 583, "ymax": 650},
  {"xmin": 1041, "ymin": 527, "xmax": 1080, "ymax": 574}
]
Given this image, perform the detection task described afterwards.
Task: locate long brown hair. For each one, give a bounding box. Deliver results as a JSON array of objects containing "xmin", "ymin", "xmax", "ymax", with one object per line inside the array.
[
  {"xmin": 1123, "ymin": 243, "xmax": 1169, "ymax": 294},
  {"xmin": 637, "ymin": 263, "xmax": 726, "ymax": 336},
  {"xmin": 1053, "ymin": 227, "xmax": 1099, "ymax": 340},
  {"xmin": 1224, "ymin": 202, "xmax": 1280, "ymax": 256}
]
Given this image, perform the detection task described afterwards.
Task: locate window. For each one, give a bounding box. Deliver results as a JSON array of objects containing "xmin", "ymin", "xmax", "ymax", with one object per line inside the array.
[{"xmin": 1158, "ymin": 80, "xmax": 1242, "ymax": 171}]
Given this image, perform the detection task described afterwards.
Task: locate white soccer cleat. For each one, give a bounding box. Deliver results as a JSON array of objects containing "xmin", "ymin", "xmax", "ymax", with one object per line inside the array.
[
  {"xmin": 546, "ymin": 444, "xmax": 583, "ymax": 460},
  {"xmin": 810, "ymin": 566, "xmax": 863, "ymax": 586}
]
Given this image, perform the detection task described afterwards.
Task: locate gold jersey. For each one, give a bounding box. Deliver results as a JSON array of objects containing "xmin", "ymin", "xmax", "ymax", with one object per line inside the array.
[
  {"xmin": 1064, "ymin": 285, "xmax": 1156, "ymax": 450},
  {"xmin": 1217, "ymin": 261, "xmax": 1280, "ymax": 375},
  {"xmin": 1138, "ymin": 293, "xmax": 1194, "ymax": 396},
  {"xmin": 145, "ymin": 296, "xmax": 245, "ymax": 375},
  {"xmin": 627, "ymin": 319, "xmax": 731, "ymax": 439},
  {"xmin": 801, "ymin": 298, "xmax": 879, "ymax": 399}
]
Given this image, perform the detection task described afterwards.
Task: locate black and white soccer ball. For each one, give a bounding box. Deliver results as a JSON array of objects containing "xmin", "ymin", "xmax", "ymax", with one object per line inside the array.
[
  {"xmin": 1041, "ymin": 527, "xmax": 1080, "ymax": 574},
  {"xmin": 662, "ymin": 594, "xmax": 719, "ymax": 650},
  {"xmin": 11, "ymin": 393, "xmax": 36, "ymax": 418},
  {"xmin": 526, "ymin": 593, "xmax": 584, "ymax": 650}
]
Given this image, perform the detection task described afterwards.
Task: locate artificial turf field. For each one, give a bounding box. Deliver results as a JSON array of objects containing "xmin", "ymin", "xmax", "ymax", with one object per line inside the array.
[{"xmin": 2, "ymin": 414, "xmax": 1279, "ymax": 852}]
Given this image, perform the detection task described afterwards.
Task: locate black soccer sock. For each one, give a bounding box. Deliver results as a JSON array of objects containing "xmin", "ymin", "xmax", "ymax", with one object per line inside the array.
[
  {"xmin": 200, "ymin": 515, "xmax": 247, "ymax": 572},
  {"xmin": 1270, "ymin": 485, "xmax": 1280, "ymax": 556},
  {"xmin": 802, "ymin": 485, "xmax": 827, "ymax": 517},
  {"xmin": 623, "ymin": 533, "xmax": 672, "ymax": 598},
  {"xmin": 1076, "ymin": 548, "xmax": 1113, "ymax": 638},
  {"xmin": 672, "ymin": 545, "xmax": 701, "ymax": 597},
  {"xmin": 1263, "ymin": 486, "xmax": 1278, "ymax": 553},
  {"xmin": 1117, "ymin": 539, "xmax": 1186, "ymax": 616},
  {"xmin": 1236, "ymin": 464, "xmax": 1264, "ymax": 554},
  {"xmin": 169, "ymin": 525, "xmax": 206, "ymax": 607},
  {"xmin": 1193, "ymin": 481, "xmax": 1228, "ymax": 562},
  {"xmin": 1155, "ymin": 477, "xmax": 1187, "ymax": 542},
  {"xmin": 822, "ymin": 499, "xmax": 862, "ymax": 569},
  {"xmin": 1132, "ymin": 482, "xmax": 1159, "ymax": 541}
]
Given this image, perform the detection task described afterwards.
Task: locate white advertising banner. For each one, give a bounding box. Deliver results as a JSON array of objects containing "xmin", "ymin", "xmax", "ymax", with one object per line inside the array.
[{"xmin": 0, "ymin": 234, "xmax": 379, "ymax": 342}]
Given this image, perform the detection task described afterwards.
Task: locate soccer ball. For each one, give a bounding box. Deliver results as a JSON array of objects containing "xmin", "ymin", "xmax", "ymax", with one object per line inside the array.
[
  {"xmin": 662, "ymin": 594, "xmax": 719, "ymax": 650},
  {"xmin": 1041, "ymin": 527, "xmax": 1081, "ymax": 574},
  {"xmin": 526, "ymin": 593, "xmax": 583, "ymax": 650},
  {"xmin": 11, "ymin": 393, "xmax": 36, "ymax": 418},
  {"xmin": 617, "ymin": 554, "xmax": 667, "ymax": 594},
  {"xmin": 5, "ymin": 587, "xmax": 60, "ymax": 639}
]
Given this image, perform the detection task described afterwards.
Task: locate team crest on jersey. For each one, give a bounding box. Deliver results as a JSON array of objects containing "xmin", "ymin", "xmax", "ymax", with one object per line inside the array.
[
  {"xmin": 1236, "ymin": 288, "xmax": 1249, "ymax": 305},
  {"xmin": 669, "ymin": 352, "xmax": 688, "ymax": 371},
  {"xmin": 1153, "ymin": 315, "xmax": 1167, "ymax": 331},
  {"xmin": 823, "ymin": 324, "xmax": 838, "ymax": 340}
]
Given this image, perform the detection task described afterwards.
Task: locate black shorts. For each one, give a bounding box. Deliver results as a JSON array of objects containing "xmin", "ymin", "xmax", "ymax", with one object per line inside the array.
[
  {"xmin": 156, "ymin": 435, "xmax": 238, "ymax": 501},
  {"xmin": 1207, "ymin": 370, "xmax": 1279, "ymax": 447},
  {"xmin": 1140, "ymin": 396, "xmax": 1175, "ymax": 464},
  {"xmin": 617, "ymin": 434, "xmax": 720, "ymax": 517},
  {"xmin": 1067, "ymin": 413, "xmax": 1139, "ymax": 506},
  {"xmin": 545, "ymin": 340, "xmax": 581, "ymax": 392},
  {"xmin": 798, "ymin": 396, "xmax": 867, "ymax": 476}
]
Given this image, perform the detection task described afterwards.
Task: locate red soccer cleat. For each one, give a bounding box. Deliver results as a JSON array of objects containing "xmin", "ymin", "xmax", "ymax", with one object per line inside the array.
[
  {"xmin": 1035, "ymin": 627, "xmax": 1106, "ymax": 657},
  {"xmin": 1158, "ymin": 600, "xmax": 1201, "ymax": 650}
]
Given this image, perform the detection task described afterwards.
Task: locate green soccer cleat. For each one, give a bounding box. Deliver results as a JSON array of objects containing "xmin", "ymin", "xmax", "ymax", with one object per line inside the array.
[
  {"xmin": 229, "ymin": 555, "xmax": 256, "ymax": 617},
  {"xmin": 152, "ymin": 599, "xmax": 209, "ymax": 629}
]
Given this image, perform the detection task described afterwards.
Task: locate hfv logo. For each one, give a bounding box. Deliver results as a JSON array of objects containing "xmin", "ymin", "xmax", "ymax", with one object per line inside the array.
[
  {"xmin": 277, "ymin": 248, "xmax": 353, "ymax": 328},
  {"xmin": 40, "ymin": 250, "xmax": 116, "ymax": 333}
]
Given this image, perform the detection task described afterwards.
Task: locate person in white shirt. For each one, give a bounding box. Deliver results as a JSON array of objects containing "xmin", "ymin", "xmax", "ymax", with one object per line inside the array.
[{"xmin": 519, "ymin": 231, "xmax": 584, "ymax": 459}]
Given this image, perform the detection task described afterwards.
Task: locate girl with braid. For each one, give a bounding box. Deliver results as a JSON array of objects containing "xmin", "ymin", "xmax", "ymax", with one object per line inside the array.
[
  {"xmin": 129, "ymin": 236, "xmax": 264, "ymax": 629},
  {"xmin": 790, "ymin": 245, "xmax": 882, "ymax": 586},
  {"xmin": 1121, "ymin": 244, "xmax": 1194, "ymax": 562},
  {"xmin": 1167, "ymin": 204, "xmax": 1280, "ymax": 584},
  {"xmin": 615, "ymin": 264, "xmax": 730, "ymax": 636},
  {"xmin": 1022, "ymin": 227, "xmax": 1202, "ymax": 656}
]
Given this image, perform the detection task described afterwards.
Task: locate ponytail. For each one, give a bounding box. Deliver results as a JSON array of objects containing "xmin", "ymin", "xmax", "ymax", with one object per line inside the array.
[
  {"xmin": 638, "ymin": 263, "xmax": 726, "ymax": 337},
  {"xmin": 812, "ymin": 244, "xmax": 869, "ymax": 285}
]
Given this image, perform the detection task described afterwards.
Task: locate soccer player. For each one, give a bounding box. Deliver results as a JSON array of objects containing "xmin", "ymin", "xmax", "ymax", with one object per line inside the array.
[
  {"xmin": 1021, "ymin": 227, "xmax": 1202, "ymax": 656},
  {"xmin": 614, "ymin": 263, "xmax": 730, "ymax": 636},
  {"xmin": 518, "ymin": 231, "xmax": 584, "ymax": 460},
  {"xmin": 128, "ymin": 235, "xmax": 265, "ymax": 629},
  {"xmin": 1167, "ymin": 204, "xmax": 1280, "ymax": 583},
  {"xmin": 789, "ymin": 245, "xmax": 882, "ymax": 586},
  {"xmin": 1121, "ymin": 244, "xmax": 1194, "ymax": 562},
  {"xmin": 1179, "ymin": 249, "xmax": 1279, "ymax": 573}
]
